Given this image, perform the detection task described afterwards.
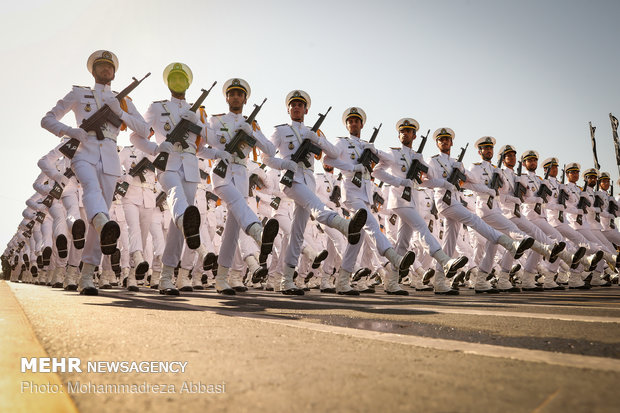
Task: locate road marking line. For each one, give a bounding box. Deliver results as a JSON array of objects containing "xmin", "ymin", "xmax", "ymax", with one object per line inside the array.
[{"xmin": 94, "ymin": 290, "xmax": 620, "ymax": 372}]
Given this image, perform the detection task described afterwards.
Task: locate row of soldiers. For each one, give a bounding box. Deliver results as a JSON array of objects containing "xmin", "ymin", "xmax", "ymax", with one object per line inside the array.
[{"xmin": 3, "ymin": 50, "xmax": 619, "ymax": 296}]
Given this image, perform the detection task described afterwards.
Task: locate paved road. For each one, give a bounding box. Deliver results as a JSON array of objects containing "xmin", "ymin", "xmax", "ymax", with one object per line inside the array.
[{"xmin": 3, "ymin": 280, "xmax": 619, "ymax": 412}]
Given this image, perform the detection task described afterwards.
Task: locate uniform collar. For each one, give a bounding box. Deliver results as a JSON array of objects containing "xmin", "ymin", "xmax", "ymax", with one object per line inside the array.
[
  {"xmin": 349, "ymin": 134, "xmax": 361, "ymax": 141},
  {"xmin": 94, "ymin": 83, "xmax": 112, "ymax": 93},
  {"xmin": 170, "ymin": 96, "xmax": 188, "ymax": 107},
  {"xmin": 228, "ymin": 111, "xmax": 244, "ymax": 120},
  {"xmin": 291, "ymin": 120, "xmax": 305, "ymax": 128}
]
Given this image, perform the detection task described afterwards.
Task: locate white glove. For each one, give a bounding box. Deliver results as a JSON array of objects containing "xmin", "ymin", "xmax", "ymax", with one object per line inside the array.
[
  {"xmin": 156, "ymin": 141, "xmax": 175, "ymax": 154},
  {"xmin": 443, "ymin": 181, "xmax": 457, "ymax": 192},
  {"xmin": 239, "ymin": 122, "xmax": 254, "ymax": 136},
  {"xmin": 66, "ymin": 127, "xmax": 88, "ymax": 143},
  {"xmin": 282, "ymin": 160, "xmax": 298, "ymax": 171},
  {"xmin": 400, "ymin": 178, "xmax": 413, "ymax": 187},
  {"xmin": 352, "ymin": 164, "xmax": 365, "ymax": 173},
  {"xmin": 103, "ymin": 97, "xmax": 123, "ymax": 117},
  {"xmin": 180, "ymin": 110, "xmax": 199, "ymax": 124},
  {"xmin": 363, "ymin": 142, "xmax": 377, "ymax": 154},
  {"xmin": 486, "ymin": 188, "xmax": 496, "ymax": 196},
  {"xmin": 214, "ymin": 149, "xmax": 232, "ymax": 163},
  {"xmin": 304, "ymin": 131, "xmax": 321, "ymax": 144},
  {"xmin": 453, "ymin": 161, "xmax": 464, "ymax": 173}
]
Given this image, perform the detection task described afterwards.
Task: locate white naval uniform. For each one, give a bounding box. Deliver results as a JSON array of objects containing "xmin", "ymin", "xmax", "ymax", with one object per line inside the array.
[
  {"xmin": 41, "ymin": 83, "xmax": 149, "ymax": 266},
  {"xmin": 262, "ymin": 121, "xmax": 340, "ymax": 269},
  {"xmin": 426, "ymin": 153, "xmax": 503, "ymax": 273},
  {"xmin": 37, "ymin": 141, "xmax": 83, "ymax": 268},
  {"xmin": 324, "ymin": 134, "xmax": 392, "ymax": 273},
  {"xmin": 598, "ymin": 190, "xmax": 620, "ymax": 245},
  {"xmin": 207, "ymin": 111, "xmax": 275, "ymax": 268},
  {"xmin": 373, "ymin": 145, "xmax": 443, "ymax": 260},
  {"xmin": 131, "ymin": 96, "xmax": 214, "ymax": 268},
  {"xmin": 466, "ymin": 160, "xmax": 532, "ymax": 273},
  {"xmin": 119, "ymin": 146, "xmax": 156, "ymax": 262}
]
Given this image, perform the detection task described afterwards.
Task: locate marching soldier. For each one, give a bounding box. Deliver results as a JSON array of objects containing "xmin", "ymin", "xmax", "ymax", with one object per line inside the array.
[
  {"xmin": 373, "ymin": 118, "xmax": 468, "ymax": 289},
  {"xmin": 324, "ymin": 107, "xmax": 417, "ymax": 295},
  {"xmin": 131, "ymin": 63, "xmax": 228, "ymax": 295},
  {"xmin": 426, "ymin": 128, "xmax": 534, "ymax": 294},
  {"xmin": 262, "ymin": 90, "xmax": 367, "ymax": 295},
  {"xmin": 207, "ymin": 78, "xmax": 280, "ymax": 295},
  {"xmin": 41, "ymin": 50, "xmax": 150, "ymax": 295}
]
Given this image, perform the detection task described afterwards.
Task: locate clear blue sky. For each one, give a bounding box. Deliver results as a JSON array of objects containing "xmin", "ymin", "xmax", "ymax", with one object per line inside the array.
[{"xmin": 1, "ymin": 0, "xmax": 619, "ymax": 249}]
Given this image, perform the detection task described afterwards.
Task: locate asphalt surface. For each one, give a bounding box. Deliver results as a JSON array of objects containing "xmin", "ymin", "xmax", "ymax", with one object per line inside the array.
[{"xmin": 3, "ymin": 280, "xmax": 620, "ymax": 413}]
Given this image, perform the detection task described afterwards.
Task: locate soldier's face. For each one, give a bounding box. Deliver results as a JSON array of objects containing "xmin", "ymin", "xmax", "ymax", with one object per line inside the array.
[
  {"xmin": 600, "ymin": 179, "xmax": 610, "ymax": 190},
  {"xmin": 226, "ymin": 89, "xmax": 247, "ymax": 111},
  {"xmin": 586, "ymin": 176, "xmax": 597, "ymax": 187},
  {"xmin": 478, "ymin": 146, "xmax": 493, "ymax": 161},
  {"xmin": 503, "ymin": 151, "xmax": 516, "ymax": 168},
  {"xmin": 287, "ymin": 100, "xmax": 307, "ymax": 122},
  {"xmin": 436, "ymin": 136, "xmax": 453, "ymax": 153},
  {"xmin": 346, "ymin": 117, "xmax": 363, "ymax": 136},
  {"xmin": 524, "ymin": 158, "xmax": 538, "ymax": 172},
  {"xmin": 567, "ymin": 170, "xmax": 579, "ymax": 183},
  {"xmin": 93, "ymin": 62, "xmax": 115, "ymax": 84},
  {"xmin": 399, "ymin": 128, "xmax": 416, "ymax": 147},
  {"xmin": 547, "ymin": 164, "xmax": 558, "ymax": 178}
]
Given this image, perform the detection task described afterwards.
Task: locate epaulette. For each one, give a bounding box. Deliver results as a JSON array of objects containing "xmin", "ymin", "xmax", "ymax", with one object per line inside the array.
[
  {"xmin": 491, "ymin": 164, "xmax": 497, "ymax": 168},
  {"xmin": 275, "ymin": 123, "xmax": 287, "ymax": 128},
  {"xmin": 431, "ymin": 154, "xmax": 439, "ymax": 158},
  {"xmin": 211, "ymin": 113, "xmax": 225, "ymax": 117},
  {"xmin": 153, "ymin": 99, "xmax": 168, "ymax": 103},
  {"xmin": 72, "ymin": 85, "xmax": 90, "ymax": 89},
  {"xmin": 390, "ymin": 147, "xmax": 400, "ymax": 150},
  {"xmin": 337, "ymin": 136, "xmax": 348, "ymax": 140}
]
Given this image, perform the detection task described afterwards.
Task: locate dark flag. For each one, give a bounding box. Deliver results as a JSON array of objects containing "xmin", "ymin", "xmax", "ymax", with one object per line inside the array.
[
  {"xmin": 610, "ymin": 113, "xmax": 620, "ymax": 176},
  {"xmin": 589, "ymin": 121, "xmax": 601, "ymax": 171}
]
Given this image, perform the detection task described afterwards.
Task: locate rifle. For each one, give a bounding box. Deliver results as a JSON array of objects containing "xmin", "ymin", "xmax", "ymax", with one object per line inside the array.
[
  {"xmin": 212, "ymin": 98, "xmax": 267, "ymax": 178},
  {"xmin": 577, "ymin": 196, "xmax": 591, "ymax": 213},
  {"xmin": 155, "ymin": 191, "xmax": 167, "ymax": 212},
  {"xmin": 152, "ymin": 82, "xmax": 217, "ymax": 170},
  {"xmin": 248, "ymin": 164, "xmax": 267, "ymax": 197},
  {"xmin": 534, "ymin": 167, "xmax": 552, "ymax": 215},
  {"xmin": 442, "ymin": 143, "xmax": 469, "ymax": 205},
  {"xmin": 402, "ymin": 129, "xmax": 430, "ymax": 202},
  {"xmin": 114, "ymin": 181, "xmax": 129, "ymax": 198},
  {"xmin": 556, "ymin": 166, "xmax": 569, "ymax": 222},
  {"xmin": 486, "ymin": 155, "xmax": 504, "ymax": 209},
  {"xmin": 269, "ymin": 196, "xmax": 281, "ymax": 210},
  {"xmin": 352, "ymin": 123, "xmax": 382, "ymax": 188},
  {"xmin": 60, "ymin": 73, "xmax": 151, "ymax": 159},
  {"xmin": 64, "ymin": 167, "xmax": 75, "ymax": 179},
  {"xmin": 280, "ymin": 106, "xmax": 332, "ymax": 187},
  {"xmin": 35, "ymin": 212, "xmax": 46, "ymax": 224},
  {"xmin": 513, "ymin": 161, "xmax": 527, "ymax": 203},
  {"xmin": 371, "ymin": 192, "xmax": 384, "ymax": 213},
  {"xmin": 128, "ymin": 157, "xmax": 155, "ymax": 183},
  {"xmin": 609, "ymin": 191, "xmax": 618, "ymax": 217},
  {"xmin": 329, "ymin": 185, "xmax": 341, "ymax": 207},
  {"xmin": 41, "ymin": 195, "xmax": 54, "ymax": 208},
  {"xmin": 49, "ymin": 182, "xmax": 64, "ymax": 200}
]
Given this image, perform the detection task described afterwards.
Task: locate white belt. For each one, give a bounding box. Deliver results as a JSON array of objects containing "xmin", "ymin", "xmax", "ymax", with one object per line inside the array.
[
  {"xmin": 172, "ymin": 142, "xmax": 196, "ymax": 155},
  {"xmin": 231, "ymin": 155, "xmax": 247, "ymax": 166},
  {"xmin": 87, "ymin": 131, "xmax": 117, "ymax": 143}
]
